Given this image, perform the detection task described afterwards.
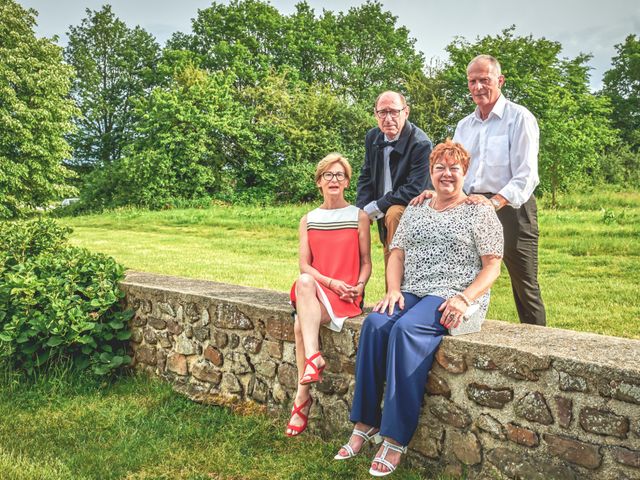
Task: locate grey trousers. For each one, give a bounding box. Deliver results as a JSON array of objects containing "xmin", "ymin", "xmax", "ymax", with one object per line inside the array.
[{"xmin": 494, "ymin": 195, "xmax": 547, "ymax": 326}]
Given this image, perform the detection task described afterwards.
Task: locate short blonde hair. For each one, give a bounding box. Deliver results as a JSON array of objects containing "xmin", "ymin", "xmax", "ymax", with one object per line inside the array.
[
  {"xmin": 429, "ymin": 139, "xmax": 471, "ymax": 174},
  {"xmin": 315, "ymin": 153, "xmax": 352, "ymax": 183}
]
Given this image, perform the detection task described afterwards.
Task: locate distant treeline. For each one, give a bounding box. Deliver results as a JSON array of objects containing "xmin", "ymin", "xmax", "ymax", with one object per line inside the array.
[{"xmin": 1, "ymin": 0, "xmax": 638, "ymax": 216}]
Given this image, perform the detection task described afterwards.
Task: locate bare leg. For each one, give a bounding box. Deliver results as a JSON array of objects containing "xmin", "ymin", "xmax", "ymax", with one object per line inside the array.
[
  {"xmin": 295, "ymin": 273, "xmax": 329, "ymax": 378},
  {"xmin": 286, "ymin": 273, "xmax": 330, "ymax": 435}
]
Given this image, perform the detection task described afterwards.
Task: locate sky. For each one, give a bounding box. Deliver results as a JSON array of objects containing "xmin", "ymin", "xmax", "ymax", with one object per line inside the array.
[{"xmin": 19, "ymin": 0, "xmax": 640, "ymax": 90}]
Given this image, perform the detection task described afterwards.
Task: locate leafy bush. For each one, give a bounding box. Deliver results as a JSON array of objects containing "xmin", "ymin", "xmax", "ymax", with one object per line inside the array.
[
  {"xmin": 0, "ymin": 218, "xmax": 132, "ymax": 375},
  {"xmin": 598, "ymin": 144, "xmax": 640, "ymax": 188}
]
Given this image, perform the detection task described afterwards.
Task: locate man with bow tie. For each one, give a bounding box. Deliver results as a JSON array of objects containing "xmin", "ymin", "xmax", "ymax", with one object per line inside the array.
[{"xmin": 356, "ymin": 91, "xmax": 433, "ymax": 269}]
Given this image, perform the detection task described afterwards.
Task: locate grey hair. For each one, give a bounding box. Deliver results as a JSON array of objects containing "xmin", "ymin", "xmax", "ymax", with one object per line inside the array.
[{"xmin": 467, "ymin": 54, "xmax": 502, "ymax": 76}]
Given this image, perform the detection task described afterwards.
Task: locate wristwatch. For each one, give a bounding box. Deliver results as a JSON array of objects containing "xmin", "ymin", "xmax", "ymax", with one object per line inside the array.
[{"xmin": 490, "ymin": 197, "xmax": 501, "ymax": 210}]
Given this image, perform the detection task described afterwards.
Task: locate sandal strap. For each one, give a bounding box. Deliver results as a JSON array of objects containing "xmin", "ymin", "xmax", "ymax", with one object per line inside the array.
[
  {"xmin": 286, "ymin": 421, "xmax": 306, "ymax": 434},
  {"xmin": 372, "ymin": 456, "xmax": 397, "ymax": 473},
  {"xmin": 286, "ymin": 397, "xmax": 313, "ymax": 436},
  {"xmin": 300, "ymin": 352, "xmax": 326, "ymax": 385},
  {"xmin": 303, "ymin": 352, "xmax": 322, "ymax": 375},
  {"xmin": 351, "ymin": 426, "xmax": 378, "ymax": 442},
  {"xmin": 289, "ymin": 397, "xmax": 312, "ymax": 421},
  {"xmin": 340, "ymin": 443, "xmax": 355, "ymax": 458},
  {"xmin": 381, "ymin": 440, "xmax": 407, "ymax": 454},
  {"xmin": 371, "ymin": 440, "xmax": 406, "ymax": 471}
]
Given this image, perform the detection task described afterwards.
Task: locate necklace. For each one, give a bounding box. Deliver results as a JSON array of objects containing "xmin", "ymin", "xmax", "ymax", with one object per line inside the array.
[{"xmin": 430, "ymin": 195, "xmax": 467, "ymax": 212}]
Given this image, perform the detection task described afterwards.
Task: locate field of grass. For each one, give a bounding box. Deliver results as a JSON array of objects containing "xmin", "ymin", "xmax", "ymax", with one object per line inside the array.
[
  {"xmin": 59, "ymin": 191, "xmax": 640, "ymax": 339},
  {"xmin": 0, "ymin": 367, "xmax": 443, "ymax": 480},
  {"xmin": 2, "ymin": 190, "xmax": 636, "ymax": 479}
]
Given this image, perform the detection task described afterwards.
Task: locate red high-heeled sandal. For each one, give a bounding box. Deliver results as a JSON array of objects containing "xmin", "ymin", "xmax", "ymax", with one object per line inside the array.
[
  {"xmin": 299, "ymin": 351, "xmax": 325, "ymax": 385},
  {"xmin": 285, "ymin": 396, "xmax": 313, "ymax": 437}
]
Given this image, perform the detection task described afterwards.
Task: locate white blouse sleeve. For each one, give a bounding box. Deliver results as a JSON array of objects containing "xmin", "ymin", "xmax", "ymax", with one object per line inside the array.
[{"xmin": 472, "ymin": 204, "xmax": 504, "ymax": 258}]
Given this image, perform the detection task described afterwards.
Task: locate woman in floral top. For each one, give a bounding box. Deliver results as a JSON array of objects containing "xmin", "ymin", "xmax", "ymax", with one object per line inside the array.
[{"xmin": 335, "ymin": 139, "xmax": 503, "ymax": 477}]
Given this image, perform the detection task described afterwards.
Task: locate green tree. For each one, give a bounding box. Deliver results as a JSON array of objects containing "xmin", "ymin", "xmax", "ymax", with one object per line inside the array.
[
  {"xmin": 283, "ymin": 3, "xmax": 339, "ymax": 86},
  {"xmin": 168, "ymin": 0, "xmax": 424, "ymax": 104},
  {"xmin": 441, "ymin": 27, "xmax": 616, "ymax": 204},
  {"xmin": 167, "ymin": 0, "xmax": 286, "ymax": 89},
  {"xmin": 404, "ymin": 61, "xmax": 456, "ymax": 144},
  {"xmin": 0, "ymin": 0, "xmax": 77, "ymax": 218},
  {"xmin": 80, "ymin": 66, "xmax": 255, "ymax": 209},
  {"xmin": 236, "ymin": 71, "xmax": 372, "ymax": 202},
  {"xmin": 331, "ymin": 1, "xmax": 424, "ymax": 103},
  {"xmin": 602, "ymin": 34, "xmax": 640, "ymax": 151},
  {"xmin": 64, "ymin": 5, "xmax": 160, "ymax": 166}
]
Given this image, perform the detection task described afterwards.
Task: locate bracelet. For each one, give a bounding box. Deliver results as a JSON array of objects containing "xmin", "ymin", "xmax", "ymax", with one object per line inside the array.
[
  {"xmin": 356, "ymin": 281, "xmax": 365, "ymax": 286},
  {"xmin": 456, "ymin": 292, "xmax": 472, "ymax": 306},
  {"xmin": 328, "ymin": 279, "xmax": 333, "ymax": 288}
]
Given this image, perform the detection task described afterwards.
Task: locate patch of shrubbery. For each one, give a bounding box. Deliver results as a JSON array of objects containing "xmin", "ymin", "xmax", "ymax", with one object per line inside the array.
[
  {"xmin": 598, "ymin": 144, "xmax": 640, "ymax": 188},
  {"xmin": 0, "ymin": 218, "xmax": 132, "ymax": 375}
]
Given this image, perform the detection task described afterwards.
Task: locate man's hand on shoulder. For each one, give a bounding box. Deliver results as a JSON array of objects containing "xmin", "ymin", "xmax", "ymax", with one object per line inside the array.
[
  {"xmin": 409, "ymin": 190, "xmax": 435, "ymax": 206},
  {"xmin": 490, "ymin": 194, "xmax": 508, "ymax": 210},
  {"xmin": 465, "ymin": 194, "xmax": 507, "ymax": 210},
  {"xmin": 465, "ymin": 194, "xmax": 492, "ymax": 207}
]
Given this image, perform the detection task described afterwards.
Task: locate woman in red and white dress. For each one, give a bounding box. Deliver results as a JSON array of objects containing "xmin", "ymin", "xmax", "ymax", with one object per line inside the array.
[{"xmin": 286, "ymin": 153, "xmax": 372, "ymax": 437}]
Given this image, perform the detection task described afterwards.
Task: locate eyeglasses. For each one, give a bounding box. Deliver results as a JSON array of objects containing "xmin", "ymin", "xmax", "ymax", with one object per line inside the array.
[
  {"xmin": 375, "ymin": 107, "xmax": 406, "ymax": 119},
  {"xmin": 322, "ymin": 171, "xmax": 347, "ymax": 182}
]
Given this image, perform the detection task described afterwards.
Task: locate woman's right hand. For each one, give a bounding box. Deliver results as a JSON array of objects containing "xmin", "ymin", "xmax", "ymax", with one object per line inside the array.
[
  {"xmin": 373, "ymin": 290, "xmax": 404, "ymax": 315},
  {"xmin": 328, "ymin": 279, "xmax": 353, "ymax": 299}
]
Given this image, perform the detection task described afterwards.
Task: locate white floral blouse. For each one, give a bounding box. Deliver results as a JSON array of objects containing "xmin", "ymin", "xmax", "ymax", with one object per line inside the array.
[{"xmin": 390, "ymin": 199, "xmax": 504, "ymax": 318}]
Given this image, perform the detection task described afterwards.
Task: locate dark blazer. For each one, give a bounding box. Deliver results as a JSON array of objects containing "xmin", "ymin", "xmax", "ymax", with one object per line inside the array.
[{"xmin": 356, "ymin": 121, "xmax": 433, "ymax": 243}]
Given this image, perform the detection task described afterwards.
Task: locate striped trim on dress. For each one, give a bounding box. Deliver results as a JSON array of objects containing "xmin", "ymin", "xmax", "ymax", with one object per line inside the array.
[{"xmin": 307, "ymin": 220, "xmax": 358, "ymax": 231}]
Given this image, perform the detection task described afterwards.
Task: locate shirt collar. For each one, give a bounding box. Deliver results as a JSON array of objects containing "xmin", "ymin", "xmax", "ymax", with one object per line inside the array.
[{"xmin": 473, "ymin": 93, "xmax": 506, "ymax": 122}]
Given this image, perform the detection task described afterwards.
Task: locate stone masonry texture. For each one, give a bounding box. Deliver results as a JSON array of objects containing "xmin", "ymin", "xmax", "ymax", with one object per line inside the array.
[{"xmin": 123, "ymin": 271, "xmax": 640, "ymax": 480}]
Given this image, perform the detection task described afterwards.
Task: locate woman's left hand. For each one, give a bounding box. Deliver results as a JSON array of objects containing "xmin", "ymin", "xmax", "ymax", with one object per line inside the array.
[
  {"xmin": 438, "ymin": 296, "xmax": 468, "ymax": 329},
  {"xmin": 339, "ymin": 283, "xmax": 363, "ymax": 303}
]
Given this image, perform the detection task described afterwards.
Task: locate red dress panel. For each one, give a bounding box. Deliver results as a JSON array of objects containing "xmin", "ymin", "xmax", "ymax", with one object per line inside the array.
[{"xmin": 290, "ymin": 205, "xmax": 362, "ymax": 331}]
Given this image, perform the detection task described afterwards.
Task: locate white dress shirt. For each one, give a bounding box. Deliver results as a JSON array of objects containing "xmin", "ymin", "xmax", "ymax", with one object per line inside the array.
[
  {"xmin": 453, "ymin": 94, "xmax": 540, "ymax": 208},
  {"xmin": 363, "ymin": 135, "xmax": 399, "ymax": 220}
]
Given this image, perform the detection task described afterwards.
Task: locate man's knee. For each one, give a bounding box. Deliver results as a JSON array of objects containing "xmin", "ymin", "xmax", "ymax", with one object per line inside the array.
[{"xmin": 384, "ymin": 205, "xmax": 406, "ymax": 230}]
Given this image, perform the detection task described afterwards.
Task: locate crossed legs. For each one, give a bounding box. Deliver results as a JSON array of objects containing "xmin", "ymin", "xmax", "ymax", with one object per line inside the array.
[{"xmin": 286, "ymin": 273, "xmax": 330, "ymax": 436}]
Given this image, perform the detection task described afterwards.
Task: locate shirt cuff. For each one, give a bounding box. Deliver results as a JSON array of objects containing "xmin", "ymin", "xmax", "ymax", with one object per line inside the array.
[
  {"xmin": 363, "ymin": 201, "xmax": 384, "ymax": 220},
  {"xmin": 497, "ymin": 188, "xmax": 522, "ymax": 209}
]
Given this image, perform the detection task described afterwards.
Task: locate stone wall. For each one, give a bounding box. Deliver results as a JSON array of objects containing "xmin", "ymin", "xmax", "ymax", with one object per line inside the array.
[{"xmin": 123, "ymin": 271, "xmax": 640, "ymax": 479}]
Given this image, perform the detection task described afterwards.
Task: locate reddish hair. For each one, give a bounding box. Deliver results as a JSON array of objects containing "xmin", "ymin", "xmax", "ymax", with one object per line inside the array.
[{"xmin": 429, "ymin": 139, "xmax": 471, "ymax": 174}]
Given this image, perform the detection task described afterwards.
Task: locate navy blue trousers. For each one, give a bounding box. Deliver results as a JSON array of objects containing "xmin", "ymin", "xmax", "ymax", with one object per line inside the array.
[{"xmin": 349, "ymin": 293, "xmax": 447, "ymax": 446}]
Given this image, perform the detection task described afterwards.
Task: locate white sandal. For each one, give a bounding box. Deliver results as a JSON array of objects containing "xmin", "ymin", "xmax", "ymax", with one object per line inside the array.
[
  {"xmin": 369, "ymin": 440, "xmax": 407, "ymax": 477},
  {"xmin": 334, "ymin": 426, "xmax": 382, "ymax": 460}
]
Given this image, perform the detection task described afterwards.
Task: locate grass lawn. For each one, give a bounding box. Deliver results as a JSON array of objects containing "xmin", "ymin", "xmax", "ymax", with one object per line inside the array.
[
  {"xmin": 0, "ymin": 367, "xmax": 444, "ymax": 480},
  {"xmin": 3, "ymin": 190, "xmax": 636, "ymax": 479},
  {"xmin": 59, "ymin": 190, "xmax": 640, "ymax": 339}
]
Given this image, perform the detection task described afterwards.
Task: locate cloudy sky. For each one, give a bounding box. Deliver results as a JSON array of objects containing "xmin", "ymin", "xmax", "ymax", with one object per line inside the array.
[{"xmin": 19, "ymin": 0, "xmax": 640, "ymax": 89}]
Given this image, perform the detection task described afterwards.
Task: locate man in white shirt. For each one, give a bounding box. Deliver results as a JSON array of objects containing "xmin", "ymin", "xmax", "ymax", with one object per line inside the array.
[{"xmin": 453, "ymin": 54, "xmax": 546, "ymax": 326}]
